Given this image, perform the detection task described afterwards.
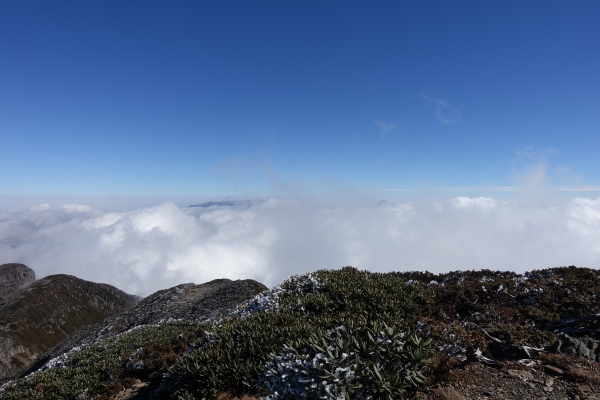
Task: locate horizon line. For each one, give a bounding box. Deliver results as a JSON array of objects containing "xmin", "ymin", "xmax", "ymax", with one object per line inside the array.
[{"xmin": 380, "ymin": 186, "xmax": 600, "ymax": 193}]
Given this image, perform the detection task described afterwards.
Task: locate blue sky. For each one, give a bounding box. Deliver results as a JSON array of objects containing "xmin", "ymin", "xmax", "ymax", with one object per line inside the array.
[{"xmin": 1, "ymin": 1, "xmax": 599, "ymax": 196}]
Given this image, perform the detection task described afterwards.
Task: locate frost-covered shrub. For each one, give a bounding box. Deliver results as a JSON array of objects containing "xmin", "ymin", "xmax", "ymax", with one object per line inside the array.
[
  {"xmin": 259, "ymin": 322, "xmax": 434, "ymax": 400},
  {"xmin": 162, "ymin": 268, "xmax": 436, "ymax": 399},
  {"xmin": 234, "ymin": 273, "xmax": 321, "ymax": 316}
]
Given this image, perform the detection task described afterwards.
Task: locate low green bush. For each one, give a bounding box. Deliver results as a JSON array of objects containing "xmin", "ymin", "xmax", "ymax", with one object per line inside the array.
[
  {"xmin": 0, "ymin": 321, "xmax": 203, "ymax": 399},
  {"xmin": 159, "ymin": 267, "xmax": 437, "ymax": 399},
  {"xmin": 259, "ymin": 322, "xmax": 433, "ymax": 399}
]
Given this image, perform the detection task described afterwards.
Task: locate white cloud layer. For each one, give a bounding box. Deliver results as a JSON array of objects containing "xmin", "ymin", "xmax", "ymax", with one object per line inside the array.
[{"xmin": 1, "ymin": 197, "xmax": 600, "ymax": 296}]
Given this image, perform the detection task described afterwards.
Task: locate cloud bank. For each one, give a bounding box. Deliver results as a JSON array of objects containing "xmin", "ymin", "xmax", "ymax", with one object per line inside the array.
[{"xmin": 1, "ymin": 197, "xmax": 600, "ymax": 296}]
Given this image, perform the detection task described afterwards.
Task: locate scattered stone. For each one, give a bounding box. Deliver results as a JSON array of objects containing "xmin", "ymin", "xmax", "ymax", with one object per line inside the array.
[
  {"xmin": 578, "ymin": 383, "xmax": 593, "ymax": 393},
  {"xmin": 544, "ymin": 364, "xmax": 565, "ymax": 375},
  {"xmin": 432, "ymin": 388, "xmax": 467, "ymax": 400},
  {"xmin": 416, "ymin": 357, "xmax": 599, "ymax": 400},
  {"xmin": 507, "ymin": 369, "xmax": 534, "ymax": 380}
]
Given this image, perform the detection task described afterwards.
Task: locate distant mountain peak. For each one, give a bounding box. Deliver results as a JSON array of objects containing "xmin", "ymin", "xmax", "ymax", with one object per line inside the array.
[{"xmin": 188, "ymin": 199, "xmax": 265, "ymax": 209}]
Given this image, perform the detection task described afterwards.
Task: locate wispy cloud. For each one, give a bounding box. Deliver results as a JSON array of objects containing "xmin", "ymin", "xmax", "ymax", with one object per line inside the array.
[
  {"xmin": 434, "ymin": 98, "xmax": 460, "ymax": 125},
  {"xmin": 374, "ymin": 118, "xmax": 396, "ymax": 139},
  {"xmin": 2, "ymin": 196, "xmax": 600, "ymax": 297},
  {"xmin": 511, "ymin": 146, "xmax": 559, "ymax": 189},
  {"xmin": 514, "ymin": 146, "xmax": 557, "ymax": 162},
  {"xmin": 421, "ymin": 93, "xmax": 461, "ymax": 125}
]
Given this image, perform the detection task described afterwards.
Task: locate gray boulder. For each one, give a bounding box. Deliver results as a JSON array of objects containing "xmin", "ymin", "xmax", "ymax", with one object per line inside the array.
[
  {"xmin": 548, "ymin": 332, "xmax": 600, "ymax": 362},
  {"xmin": 0, "ymin": 263, "xmax": 35, "ymax": 300}
]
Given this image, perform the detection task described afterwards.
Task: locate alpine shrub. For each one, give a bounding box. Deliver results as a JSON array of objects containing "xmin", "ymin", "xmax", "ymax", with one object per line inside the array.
[{"xmin": 259, "ymin": 321, "xmax": 434, "ymax": 399}]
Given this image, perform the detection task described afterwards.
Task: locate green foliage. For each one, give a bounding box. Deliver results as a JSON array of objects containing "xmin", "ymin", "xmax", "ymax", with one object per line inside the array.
[
  {"xmin": 160, "ymin": 267, "xmax": 436, "ymax": 399},
  {"xmin": 260, "ymin": 322, "xmax": 434, "ymax": 399},
  {"xmin": 163, "ymin": 312, "xmax": 317, "ymax": 399},
  {"xmin": 5, "ymin": 265, "xmax": 596, "ymax": 399},
  {"xmin": 0, "ymin": 321, "xmax": 203, "ymax": 399}
]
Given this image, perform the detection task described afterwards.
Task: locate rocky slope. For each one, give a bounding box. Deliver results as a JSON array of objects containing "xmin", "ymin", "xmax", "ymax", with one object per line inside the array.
[
  {"xmin": 2, "ymin": 266, "xmax": 600, "ymax": 400},
  {"xmin": 418, "ymin": 352, "xmax": 600, "ymax": 400},
  {"xmin": 0, "ymin": 264, "xmax": 35, "ymax": 300},
  {"xmin": 25, "ymin": 278, "xmax": 267, "ymax": 377},
  {"xmin": 0, "ymin": 273, "xmax": 139, "ymax": 382}
]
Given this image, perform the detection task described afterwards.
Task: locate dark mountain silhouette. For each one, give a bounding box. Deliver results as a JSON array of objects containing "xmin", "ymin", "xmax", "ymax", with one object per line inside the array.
[{"xmin": 188, "ymin": 199, "xmax": 265, "ymax": 209}]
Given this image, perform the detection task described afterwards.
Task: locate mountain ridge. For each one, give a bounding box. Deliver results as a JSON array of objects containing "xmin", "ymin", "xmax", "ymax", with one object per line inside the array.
[
  {"xmin": 24, "ymin": 277, "xmax": 267, "ymax": 377},
  {"xmin": 1, "ymin": 266, "xmax": 599, "ymax": 399},
  {"xmin": 0, "ymin": 272, "xmax": 140, "ymax": 382}
]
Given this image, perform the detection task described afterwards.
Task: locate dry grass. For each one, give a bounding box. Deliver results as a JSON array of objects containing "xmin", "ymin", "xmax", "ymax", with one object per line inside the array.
[{"xmin": 423, "ymin": 355, "xmax": 464, "ymax": 387}]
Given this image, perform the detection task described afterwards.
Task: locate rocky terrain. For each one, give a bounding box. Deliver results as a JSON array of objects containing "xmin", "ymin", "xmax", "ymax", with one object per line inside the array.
[
  {"xmin": 420, "ymin": 352, "xmax": 600, "ymax": 400},
  {"xmin": 1, "ymin": 265, "xmax": 599, "ymax": 400},
  {"xmin": 25, "ymin": 278, "xmax": 267, "ymax": 376},
  {"xmin": 0, "ymin": 264, "xmax": 35, "ymax": 300},
  {"xmin": 0, "ymin": 270, "xmax": 139, "ymax": 382}
]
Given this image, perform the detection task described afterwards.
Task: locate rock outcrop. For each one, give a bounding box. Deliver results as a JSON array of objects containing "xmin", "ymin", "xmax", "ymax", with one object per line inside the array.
[
  {"xmin": 0, "ymin": 274, "xmax": 139, "ymax": 382},
  {"xmin": 0, "ymin": 263, "xmax": 35, "ymax": 300},
  {"xmin": 548, "ymin": 332, "xmax": 600, "ymax": 362}
]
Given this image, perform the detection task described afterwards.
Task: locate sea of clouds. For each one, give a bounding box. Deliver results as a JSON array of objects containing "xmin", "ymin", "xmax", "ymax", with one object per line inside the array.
[{"xmin": 1, "ymin": 196, "xmax": 599, "ymax": 296}]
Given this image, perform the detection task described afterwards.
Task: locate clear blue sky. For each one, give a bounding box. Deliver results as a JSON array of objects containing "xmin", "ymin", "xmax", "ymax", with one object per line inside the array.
[{"xmin": 1, "ymin": 1, "xmax": 599, "ymax": 195}]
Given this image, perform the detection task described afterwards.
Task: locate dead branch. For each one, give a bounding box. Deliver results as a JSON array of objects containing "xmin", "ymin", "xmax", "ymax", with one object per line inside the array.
[
  {"xmin": 545, "ymin": 314, "xmax": 600, "ymax": 336},
  {"xmin": 480, "ymin": 328, "xmax": 545, "ymax": 359}
]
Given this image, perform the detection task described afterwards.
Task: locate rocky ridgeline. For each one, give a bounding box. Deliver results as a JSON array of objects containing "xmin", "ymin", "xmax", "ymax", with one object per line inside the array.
[
  {"xmin": 24, "ymin": 278, "xmax": 267, "ymax": 378},
  {"xmin": 0, "ymin": 264, "xmax": 35, "ymax": 300}
]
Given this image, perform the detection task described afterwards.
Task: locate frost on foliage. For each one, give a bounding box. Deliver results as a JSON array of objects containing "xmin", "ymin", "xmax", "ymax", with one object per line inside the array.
[
  {"xmin": 258, "ymin": 324, "xmax": 432, "ymax": 399},
  {"xmin": 123, "ymin": 347, "xmax": 145, "ymax": 371},
  {"xmin": 258, "ymin": 326, "xmax": 359, "ymax": 400},
  {"xmin": 438, "ymin": 343, "xmax": 467, "ymax": 362},
  {"xmin": 234, "ymin": 273, "xmax": 321, "ymax": 316},
  {"xmin": 75, "ymin": 388, "xmax": 89, "ymax": 399},
  {"xmin": 436, "ymin": 326, "xmax": 471, "ymax": 362}
]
